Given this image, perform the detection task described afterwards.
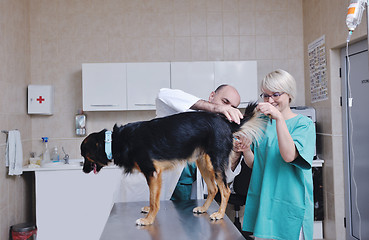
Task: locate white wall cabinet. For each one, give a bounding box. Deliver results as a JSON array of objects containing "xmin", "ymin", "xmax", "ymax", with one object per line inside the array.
[
  {"xmin": 171, "ymin": 62, "xmax": 215, "ymax": 100},
  {"xmin": 127, "ymin": 62, "xmax": 170, "ymax": 110},
  {"xmin": 214, "ymin": 61, "xmax": 258, "ymax": 108},
  {"xmin": 171, "ymin": 61, "xmax": 258, "ymax": 108},
  {"xmin": 82, "ymin": 61, "xmax": 257, "ymax": 111},
  {"xmin": 82, "ymin": 63, "xmax": 127, "ymax": 111}
]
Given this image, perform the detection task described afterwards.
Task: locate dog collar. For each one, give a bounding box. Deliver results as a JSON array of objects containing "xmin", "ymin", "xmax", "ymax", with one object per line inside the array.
[{"xmin": 105, "ymin": 131, "xmax": 112, "ymax": 160}]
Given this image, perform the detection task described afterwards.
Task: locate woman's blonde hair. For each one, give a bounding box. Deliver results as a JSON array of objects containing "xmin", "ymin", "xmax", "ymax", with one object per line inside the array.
[{"xmin": 260, "ymin": 69, "xmax": 296, "ymax": 103}]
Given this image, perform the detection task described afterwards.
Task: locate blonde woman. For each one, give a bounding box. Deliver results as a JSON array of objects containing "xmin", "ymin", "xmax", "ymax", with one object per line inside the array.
[{"xmin": 239, "ymin": 69, "xmax": 316, "ymax": 240}]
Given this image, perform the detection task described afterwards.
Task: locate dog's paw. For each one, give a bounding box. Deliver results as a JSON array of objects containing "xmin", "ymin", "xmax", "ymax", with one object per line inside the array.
[
  {"xmin": 209, "ymin": 211, "xmax": 224, "ymax": 221},
  {"xmin": 135, "ymin": 218, "xmax": 153, "ymax": 226},
  {"xmin": 141, "ymin": 206, "xmax": 150, "ymax": 213},
  {"xmin": 192, "ymin": 206, "xmax": 207, "ymax": 214}
]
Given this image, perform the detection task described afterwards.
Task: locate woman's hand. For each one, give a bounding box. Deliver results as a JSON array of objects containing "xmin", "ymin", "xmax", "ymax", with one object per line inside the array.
[
  {"xmin": 233, "ymin": 134, "xmax": 254, "ymax": 168},
  {"xmin": 256, "ymin": 102, "xmax": 282, "ymax": 121},
  {"xmin": 233, "ymin": 134, "xmax": 252, "ymax": 153},
  {"xmin": 228, "ymin": 134, "xmax": 252, "ymax": 171}
]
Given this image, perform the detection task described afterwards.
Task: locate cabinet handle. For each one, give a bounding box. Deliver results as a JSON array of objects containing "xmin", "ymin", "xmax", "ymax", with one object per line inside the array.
[
  {"xmin": 134, "ymin": 104, "xmax": 155, "ymax": 106},
  {"xmin": 90, "ymin": 104, "xmax": 119, "ymax": 107}
]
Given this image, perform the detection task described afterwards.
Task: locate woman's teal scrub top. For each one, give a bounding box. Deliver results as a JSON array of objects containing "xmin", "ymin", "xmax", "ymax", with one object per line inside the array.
[{"xmin": 243, "ymin": 114, "xmax": 316, "ymax": 240}]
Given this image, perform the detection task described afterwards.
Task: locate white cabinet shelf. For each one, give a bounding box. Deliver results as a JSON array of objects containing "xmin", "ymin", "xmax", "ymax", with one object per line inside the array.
[
  {"xmin": 127, "ymin": 62, "xmax": 170, "ymax": 110},
  {"xmin": 171, "ymin": 62, "xmax": 215, "ymax": 100},
  {"xmin": 215, "ymin": 61, "xmax": 258, "ymax": 108},
  {"xmin": 82, "ymin": 63, "xmax": 127, "ymax": 111}
]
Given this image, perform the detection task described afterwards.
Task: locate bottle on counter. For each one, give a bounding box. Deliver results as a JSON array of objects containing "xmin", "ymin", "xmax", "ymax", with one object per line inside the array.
[
  {"xmin": 41, "ymin": 137, "xmax": 51, "ymax": 166},
  {"xmin": 51, "ymin": 146, "xmax": 59, "ymax": 162},
  {"xmin": 29, "ymin": 152, "xmax": 41, "ymax": 167}
]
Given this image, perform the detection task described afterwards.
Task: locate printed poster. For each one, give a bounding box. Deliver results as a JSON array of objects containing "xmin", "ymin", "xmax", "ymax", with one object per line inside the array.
[{"xmin": 308, "ymin": 35, "xmax": 328, "ymax": 103}]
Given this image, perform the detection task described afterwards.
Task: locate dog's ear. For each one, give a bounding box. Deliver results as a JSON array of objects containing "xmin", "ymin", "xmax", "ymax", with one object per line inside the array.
[
  {"xmin": 113, "ymin": 124, "xmax": 121, "ymax": 133},
  {"xmin": 81, "ymin": 129, "xmax": 106, "ymax": 153},
  {"xmin": 97, "ymin": 129, "xmax": 108, "ymax": 140},
  {"xmin": 99, "ymin": 129, "xmax": 108, "ymax": 134}
]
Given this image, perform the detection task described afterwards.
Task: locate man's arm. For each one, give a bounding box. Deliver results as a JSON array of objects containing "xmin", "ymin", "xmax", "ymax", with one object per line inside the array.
[{"xmin": 156, "ymin": 88, "xmax": 201, "ymax": 117}]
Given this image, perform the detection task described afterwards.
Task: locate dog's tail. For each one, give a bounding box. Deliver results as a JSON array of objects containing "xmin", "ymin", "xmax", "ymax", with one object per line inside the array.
[{"xmin": 233, "ymin": 102, "xmax": 269, "ymax": 143}]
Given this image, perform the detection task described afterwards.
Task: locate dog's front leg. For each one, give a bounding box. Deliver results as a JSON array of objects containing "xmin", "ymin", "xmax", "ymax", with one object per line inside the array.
[{"xmin": 136, "ymin": 170, "xmax": 162, "ymax": 226}]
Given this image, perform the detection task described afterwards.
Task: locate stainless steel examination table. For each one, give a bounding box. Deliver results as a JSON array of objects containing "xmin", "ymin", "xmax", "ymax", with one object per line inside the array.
[{"xmin": 100, "ymin": 199, "xmax": 245, "ymax": 240}]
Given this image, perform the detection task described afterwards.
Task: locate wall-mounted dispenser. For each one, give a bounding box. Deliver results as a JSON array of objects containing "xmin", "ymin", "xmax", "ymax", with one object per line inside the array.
[{"xmin": 75, "ymin": 109, "xmax": 86, "ymax": 136}]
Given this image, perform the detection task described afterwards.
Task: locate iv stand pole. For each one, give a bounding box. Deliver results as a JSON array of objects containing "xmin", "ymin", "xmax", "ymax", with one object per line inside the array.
[{"xmin": 367, "ymin": 3, "xmax": 369, "ymax": 67}]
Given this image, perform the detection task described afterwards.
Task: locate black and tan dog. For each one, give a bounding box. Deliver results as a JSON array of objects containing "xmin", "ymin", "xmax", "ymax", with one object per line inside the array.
[{"xmin": 81, "ymin": 102, "xmax": 267, "ymax": 226}]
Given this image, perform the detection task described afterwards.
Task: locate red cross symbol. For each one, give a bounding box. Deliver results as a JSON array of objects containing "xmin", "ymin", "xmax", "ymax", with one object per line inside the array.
[{"xmin": 36, "ymin": 96, "xmax": 45, "ymax": 104}]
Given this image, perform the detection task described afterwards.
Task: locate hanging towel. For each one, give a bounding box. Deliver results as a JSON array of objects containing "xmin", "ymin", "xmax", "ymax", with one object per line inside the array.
[{"xmin": 5, "ymin": 130, "xmax": 23, "ymax": 175}]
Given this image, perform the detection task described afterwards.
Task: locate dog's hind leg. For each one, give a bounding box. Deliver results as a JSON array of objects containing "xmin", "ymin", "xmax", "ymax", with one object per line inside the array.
[
  {"xmin": 136, "ymin": 168, "xmax": 163, "ymax": 226},
  {"xmin": 193, "ymin": 154, "xmax": 218, "ymax": 214},
  {"xmin": 210, "ymin": 174, "xmax": 230, "ymax": 220}
]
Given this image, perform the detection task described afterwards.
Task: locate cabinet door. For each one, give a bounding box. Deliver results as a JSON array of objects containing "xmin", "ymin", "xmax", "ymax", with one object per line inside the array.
[
  {"xmin": 126, "ymin": 62, "xmax": 170, "ymax": 110},
  {"xmin": 215, "ymin": 61, "xmax": 258, "ymax": 108},
  {"xmin": 171, "ymin": 62, "xmax": 215, "ymax": 100},
  {"xmin": 82, "ymin": 63, "xmax": 127, "ymax": 111}
]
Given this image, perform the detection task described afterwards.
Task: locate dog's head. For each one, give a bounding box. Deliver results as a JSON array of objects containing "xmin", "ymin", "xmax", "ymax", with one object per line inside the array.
[{"xmin": 81, "ymin": 129, "xmax": 111, "ymax": 174}]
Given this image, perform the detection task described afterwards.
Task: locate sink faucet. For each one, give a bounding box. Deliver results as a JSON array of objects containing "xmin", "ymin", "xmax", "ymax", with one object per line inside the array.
[{"xmin": 62, "ymin": 147, "xmax": 69, "ymax": 164}]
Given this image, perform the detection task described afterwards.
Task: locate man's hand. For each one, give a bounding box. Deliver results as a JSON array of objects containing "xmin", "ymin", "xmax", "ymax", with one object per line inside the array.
[
  {"xmin": 192, "ymin": 100, "xmax": 243, "ymax": 124},
  {"xmin": 214, "ymin": 104, "xmax": 243, "ymax": 124}
]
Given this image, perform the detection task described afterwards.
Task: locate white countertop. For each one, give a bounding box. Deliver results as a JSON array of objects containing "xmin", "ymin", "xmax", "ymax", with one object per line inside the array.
[
  {"xmin": 23, "ymin": 158, "xmax": 324, "ymax": 172},
  {"xmin": 22, "ymin": 159, "xmax": 118, "ymax": 172}
]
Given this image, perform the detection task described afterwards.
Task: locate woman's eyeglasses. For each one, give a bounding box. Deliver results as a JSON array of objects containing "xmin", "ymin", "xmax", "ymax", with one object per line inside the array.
[{"xmin": 259, "ymin": 92, "xmax": 285, "ymax": 100}]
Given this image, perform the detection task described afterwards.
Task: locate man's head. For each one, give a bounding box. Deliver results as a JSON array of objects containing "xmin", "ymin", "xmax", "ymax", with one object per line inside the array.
[{"xmin": 209, "ymin": 84, "xmax": 241, "ymax": 108}]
